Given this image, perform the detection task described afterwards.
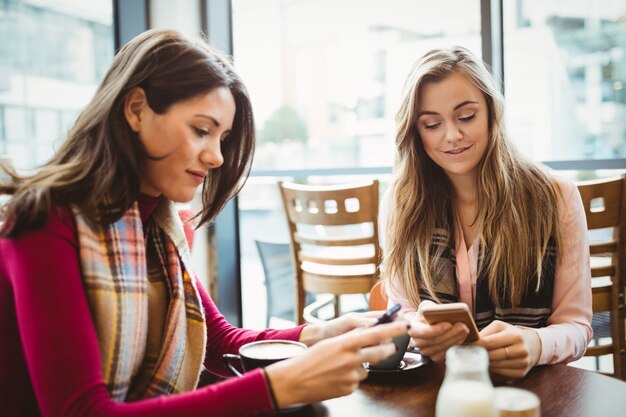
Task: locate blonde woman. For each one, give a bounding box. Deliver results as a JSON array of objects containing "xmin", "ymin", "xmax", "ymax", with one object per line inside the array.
[
  {"xmin": 0, "ymin": 29, "xmax": 407, "ymax": 416},
  {"xmin": 380, "ymin": 46, "xmax": 592, "ymax": 378}
]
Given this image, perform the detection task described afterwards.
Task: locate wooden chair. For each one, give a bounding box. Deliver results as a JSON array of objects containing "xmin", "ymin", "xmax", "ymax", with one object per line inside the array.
[
  {"xmin": 369, "ymin": 281, "xmax": 388, "ymax": 311},
  {"xmin": 279, "ymin": 180, "xmax": 380, "ymax": 324},
  {"xmin": 578, "ymin": 175, "xmax": 626, "ymax": 379}
]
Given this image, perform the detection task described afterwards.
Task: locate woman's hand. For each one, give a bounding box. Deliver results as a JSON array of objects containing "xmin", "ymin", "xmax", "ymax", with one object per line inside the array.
[
  {"xmin": 472, "ymin": 320, "xmax": 541, "ymax": 379},
  {"xmin": 408, "ymin": 300, "xmax": 470, "ymax": 362},
  {"xmin": 266, "ymin": 320, "xmax": 409, "ymax": 408},
  {"xmin": 298, "ymin": 311, "xmax": 383, "ymax": 346}
]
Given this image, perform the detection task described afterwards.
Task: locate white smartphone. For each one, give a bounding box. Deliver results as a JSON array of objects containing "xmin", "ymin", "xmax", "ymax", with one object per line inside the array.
[{"xmin": 420, "ymin": 302, "xmax": 480, "ymax": 342}]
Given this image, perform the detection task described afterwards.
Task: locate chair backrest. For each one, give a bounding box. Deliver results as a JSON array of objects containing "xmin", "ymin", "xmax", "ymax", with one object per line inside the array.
[
  {"xmin": 255, "ymin": 239, "xmax": 316, "ymax": 326},
  {"xmin": 255, "ymin": 240, "xmax": 295, "ymax": 326},
  {"xmin": 577, "ymin": 175, "xmax": 626, "ymax": 379},
  {"xmin": 369, "ymin": 281, "xmax": 388, "ymax": 311},
  {"xmin": 279, "ymin": 180, "xmax": 381, "ymax": 324}
]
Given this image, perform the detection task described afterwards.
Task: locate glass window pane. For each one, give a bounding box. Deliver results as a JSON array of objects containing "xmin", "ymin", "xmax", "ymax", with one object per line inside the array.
[
  {"xmin": 232, "ymin": 0, "xmax": 481, "ymax": 171},
  {"xmin": 0, "ymin": 0, "xmax": 114, "ymax": 171},
  {"xmin": 503, "ymin": 0, "xmax": 626, "ymax": 161},
  {"xmin": 233, "ymin": 0, "xmax": 482, "ymax": 329},
  {"xmin": 4, "ymin": 107, "xmax": 29, "ymax": 141}
]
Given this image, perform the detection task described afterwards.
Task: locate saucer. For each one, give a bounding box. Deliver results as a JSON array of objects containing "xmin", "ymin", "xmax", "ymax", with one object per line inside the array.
[
  {"xmin": 365, "ymin": 350, "xmax": 429, "ymax": 375},
  {"xmin": 277, "ymin": 403, "xmax": 311, "ymax": 414}
]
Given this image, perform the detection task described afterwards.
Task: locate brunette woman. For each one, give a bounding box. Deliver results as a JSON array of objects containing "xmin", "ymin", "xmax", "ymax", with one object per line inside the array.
[{"xmin": 0, "ymin": 29, "xmax": 406, "ymax": 416}]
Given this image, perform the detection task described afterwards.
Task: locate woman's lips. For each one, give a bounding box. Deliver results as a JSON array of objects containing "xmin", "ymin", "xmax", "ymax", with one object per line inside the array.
[
  {"xmin": 444, "ymin": 145, "xmax": 472, "ymax": 156},
  {"xmin": 187, "ymin": 170, "xmax": 206, "ymax": 185}
]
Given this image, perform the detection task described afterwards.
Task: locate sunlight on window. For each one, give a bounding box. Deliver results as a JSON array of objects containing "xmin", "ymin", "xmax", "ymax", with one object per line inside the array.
[
  {"xmin": 504, "ymin": 0, "xmax": 626, "ymax": 163},
  {"xmin": 0, "ymin": 0, "xmax": 113, "ymax": 172},
  {"xmin": 232, "ymin": 0, "xmax": 481, "ymax": 170}
]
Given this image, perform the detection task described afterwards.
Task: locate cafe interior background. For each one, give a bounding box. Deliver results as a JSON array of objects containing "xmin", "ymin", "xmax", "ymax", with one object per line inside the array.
[{"xmin": 1, "ymin": 0, "xmax": 624, "ymax": 373}]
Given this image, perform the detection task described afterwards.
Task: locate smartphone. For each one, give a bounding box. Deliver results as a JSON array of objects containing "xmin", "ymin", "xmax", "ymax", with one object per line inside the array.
[
  {"xmin": 420, "ymin": 302, "xmax": 480, "ymax": 342},
  {"xmin": 374, "ymin": 303, "xmax": 402, "ymax": 326}
]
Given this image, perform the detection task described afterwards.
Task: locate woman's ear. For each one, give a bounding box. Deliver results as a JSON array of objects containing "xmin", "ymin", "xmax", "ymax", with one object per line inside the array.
[{"xmin": 124, "ymin": 87, "xmax": 148, "ymax": 133}]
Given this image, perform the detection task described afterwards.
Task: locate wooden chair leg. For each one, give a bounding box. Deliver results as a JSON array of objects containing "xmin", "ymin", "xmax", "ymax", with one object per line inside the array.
[{"xmin": 334, "ymin": 295, "xmax": 341, "ymax": 318}]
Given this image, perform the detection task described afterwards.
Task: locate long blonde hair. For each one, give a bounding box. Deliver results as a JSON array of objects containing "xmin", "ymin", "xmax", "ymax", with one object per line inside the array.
[
  {"xmin": 383, "ymin": 47, "xmax": 559, "ymax": 309},
  {"xmin": 1, "ymin": 29, "xmax": 255, "ymax": 237}
]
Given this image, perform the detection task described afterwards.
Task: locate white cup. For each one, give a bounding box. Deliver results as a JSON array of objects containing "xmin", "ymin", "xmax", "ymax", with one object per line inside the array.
[{"xmin": 494, "ymin": 387, "xmax": 540, "ymax": 417}]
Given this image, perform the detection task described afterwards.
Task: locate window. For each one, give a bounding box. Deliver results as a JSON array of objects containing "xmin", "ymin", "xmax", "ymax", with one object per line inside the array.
[
  {"xmin": 503, "ymin": 0, "xmax": 626, "ymax": 161},
  {"xmin": 0, "ymin": 0, "xmax": 114, "ymax": 171},
  {"xmin": 232, "ymin": 0, "xmax": 481, "ymax": 171},
  {"xmin": 232, "ymin": 0, "xmax": 481, "ymax": 328},
  {"xmin": 229, "ymin": 0, "xmax": 625, "ymax": 329}
]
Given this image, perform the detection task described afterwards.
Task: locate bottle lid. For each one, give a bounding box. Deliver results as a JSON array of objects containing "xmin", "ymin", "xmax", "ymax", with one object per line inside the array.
[{"xmin": 445, "ymin": 345, "xmax": 489, "ymax": 372}]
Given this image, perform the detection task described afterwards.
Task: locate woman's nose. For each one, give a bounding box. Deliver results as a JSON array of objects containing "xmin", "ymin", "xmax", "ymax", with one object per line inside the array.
[
  {"xmin": 200, "ymin": 140, "xmax": 224, "ymax": 168},
  {"xmin": 445, "ymin": 123, "xmax": 463, "ymax": 142}
]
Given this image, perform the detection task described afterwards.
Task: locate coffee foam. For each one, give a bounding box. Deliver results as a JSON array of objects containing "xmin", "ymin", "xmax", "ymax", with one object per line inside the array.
[
  {"xmin": 494, "ymin": 387, "xmax": 540, "ymax": 417},
  {"xmin": 242, "ymin": 342, "xmax": 306, "ymax": 360}
]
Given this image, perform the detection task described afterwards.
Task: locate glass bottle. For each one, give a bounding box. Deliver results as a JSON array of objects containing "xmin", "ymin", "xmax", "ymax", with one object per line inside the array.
[{"xmin": 436, "ymin": 345, "xmax": 495, "ymax": 417}]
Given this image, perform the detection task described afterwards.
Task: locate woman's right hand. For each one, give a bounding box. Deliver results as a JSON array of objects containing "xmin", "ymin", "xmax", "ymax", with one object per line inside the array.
[
  {"xmin": 265, "ymin": 319, "xmax": 408, "ymax": 408},
  {"xmin": 408, "ymin": 300, "xmax": 470, "ymax": 362}
]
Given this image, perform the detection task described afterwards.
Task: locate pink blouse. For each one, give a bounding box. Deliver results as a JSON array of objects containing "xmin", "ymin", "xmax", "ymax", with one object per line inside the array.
[{"xmin": 380, "ymin": 175, "xmax": 593, "ymax": 365}]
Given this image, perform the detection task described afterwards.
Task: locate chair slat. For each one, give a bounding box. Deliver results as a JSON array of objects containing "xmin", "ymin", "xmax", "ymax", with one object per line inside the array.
[
  {"xmin": 298, "ymin": 252, "xmax": 378, "ymax": 266},
  {"xmin": 302, "ymin": 272, "xmax": 376, "ymax": 294},
  {"xmin": 591, "ymin": 265, "xmax": 616, "ymax": 278},
  {"xmin": 294, "ymin": 233, "xmax": 375, "ymax": 246},
  {"xmin": 590, "ymin": 241, "xmax": 618, "ymax": 255},
  {"xmin": 578, "ymin": 177, "xmax": 622, "ymax": 229},
  {"xmin": 592, "ymin": 286, "xmax": 612, "ymax": 312},
  {"xmin": 586, "ymin": 345, "xmax": 615, "ymax": 357},
  {"xmin": 281, "ymin": 182, "xmax": 378, "ymax": 225}
]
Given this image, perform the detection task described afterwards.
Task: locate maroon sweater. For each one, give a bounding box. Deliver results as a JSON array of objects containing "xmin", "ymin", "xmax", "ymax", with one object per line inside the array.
[{"xmin": 0, "ymin": 195, "xmax": 303, "ymax": 416}]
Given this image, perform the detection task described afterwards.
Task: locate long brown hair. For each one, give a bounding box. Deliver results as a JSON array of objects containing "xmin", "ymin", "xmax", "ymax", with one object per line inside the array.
[
  {"xmin": 383, "ymin": 47, "xmax": 560, "ymax": 309},
  {"xmin": 0, "ymin": 29, "xmax": 255, "ymax": 237}
]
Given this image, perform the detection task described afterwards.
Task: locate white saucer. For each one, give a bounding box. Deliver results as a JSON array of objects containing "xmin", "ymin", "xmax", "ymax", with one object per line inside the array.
[
  {"xmin": 277, "ymin": 403, "xmax": 309, "ymax": 414},
  {"xmin": 365, "ymin": 350, "xmax": 429, "ymax": 374}
]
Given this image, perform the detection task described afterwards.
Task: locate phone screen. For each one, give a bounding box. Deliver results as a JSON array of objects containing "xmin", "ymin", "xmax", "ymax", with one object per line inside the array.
[{"xmin": 374, "ymin": 303, "xmax": 401, "ymax": 325}]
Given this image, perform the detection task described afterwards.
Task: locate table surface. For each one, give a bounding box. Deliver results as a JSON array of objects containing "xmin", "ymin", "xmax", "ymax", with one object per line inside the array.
[{"xmin": 285, "ymin": 361, "xmax": 626, "ymax": 417}]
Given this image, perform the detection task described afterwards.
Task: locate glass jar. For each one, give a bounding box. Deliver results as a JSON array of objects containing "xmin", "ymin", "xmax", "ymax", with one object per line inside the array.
[{"xmin": 436, "ymin": 345, "xmax": 495, "ymax": 417}]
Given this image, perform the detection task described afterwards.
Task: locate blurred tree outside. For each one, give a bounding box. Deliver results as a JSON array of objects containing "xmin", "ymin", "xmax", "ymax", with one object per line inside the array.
[{"xmin": 260, "ymin": 105, "xmax": 308, "ymax": 145}]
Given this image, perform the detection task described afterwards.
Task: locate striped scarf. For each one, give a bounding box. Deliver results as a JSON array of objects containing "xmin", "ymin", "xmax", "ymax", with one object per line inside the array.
[
  {"xmin": 417, "ymin": 228, "xmax": 556, "ymax": 329},
  {"xmin": 74, "ymin": 200, "xmax": 207, "ymax": 401}
]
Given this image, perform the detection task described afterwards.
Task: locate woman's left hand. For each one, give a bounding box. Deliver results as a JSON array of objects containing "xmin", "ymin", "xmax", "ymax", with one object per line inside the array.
[
  {"xmin": 472, "ymin": 320, "xmax": 542, "ymax": 379},
  {"xmin": 298, "ymin": 311, "xmax": 382, "ymax": 346}
]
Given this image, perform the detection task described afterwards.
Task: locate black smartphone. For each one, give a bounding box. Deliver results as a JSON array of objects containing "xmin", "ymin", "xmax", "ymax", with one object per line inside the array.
[{"xmin": 374, "ymin": 303, "xmax": 402, "ymax": 325}]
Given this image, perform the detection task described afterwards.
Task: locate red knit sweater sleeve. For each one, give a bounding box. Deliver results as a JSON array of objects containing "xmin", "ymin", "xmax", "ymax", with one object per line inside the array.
[{"xmin": 0, "ymin": 206, "xmax": 302, "ymax": 417}]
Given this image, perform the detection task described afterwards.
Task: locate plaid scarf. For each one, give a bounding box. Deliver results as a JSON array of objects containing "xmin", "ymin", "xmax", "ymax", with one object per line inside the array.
[
  {"xmin": 74, "ymin": 200, "xmax": 206, "ymax": 401},
  {"xmin": 417, "ymin": 228, "xmax": 556, "ymax": 329}
]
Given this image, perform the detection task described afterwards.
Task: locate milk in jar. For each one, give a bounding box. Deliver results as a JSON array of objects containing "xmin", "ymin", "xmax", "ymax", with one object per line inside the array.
[{"xmin": 435, "ymin": 346, "xmax": 495, "ymax": 417}]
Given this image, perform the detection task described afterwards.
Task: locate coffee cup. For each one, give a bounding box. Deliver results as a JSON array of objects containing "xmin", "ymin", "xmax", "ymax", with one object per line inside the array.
[
  {"xmin": 368, "ymin": 331, "xmax": 411, "ymax": 370},
  {"xmin": 222, "ymin": 339, "xmax": 308, "ymax": 376},
  {"xmin": 494, "ymin": 387, "xmax": 541, "ymax": 417}
]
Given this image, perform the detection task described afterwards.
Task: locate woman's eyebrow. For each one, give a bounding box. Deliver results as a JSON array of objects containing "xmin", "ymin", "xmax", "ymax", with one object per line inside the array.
[
  {"xmin": 194, "ymin": 114, "xmax": 221, "ymax": 127},
  {"xmin": 453, "ymin": 100, "xmax": 478, "ymax": 111},
  {"xmin": 418, "ymin": 100, "xmax": 479, "ymax": 118}
]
